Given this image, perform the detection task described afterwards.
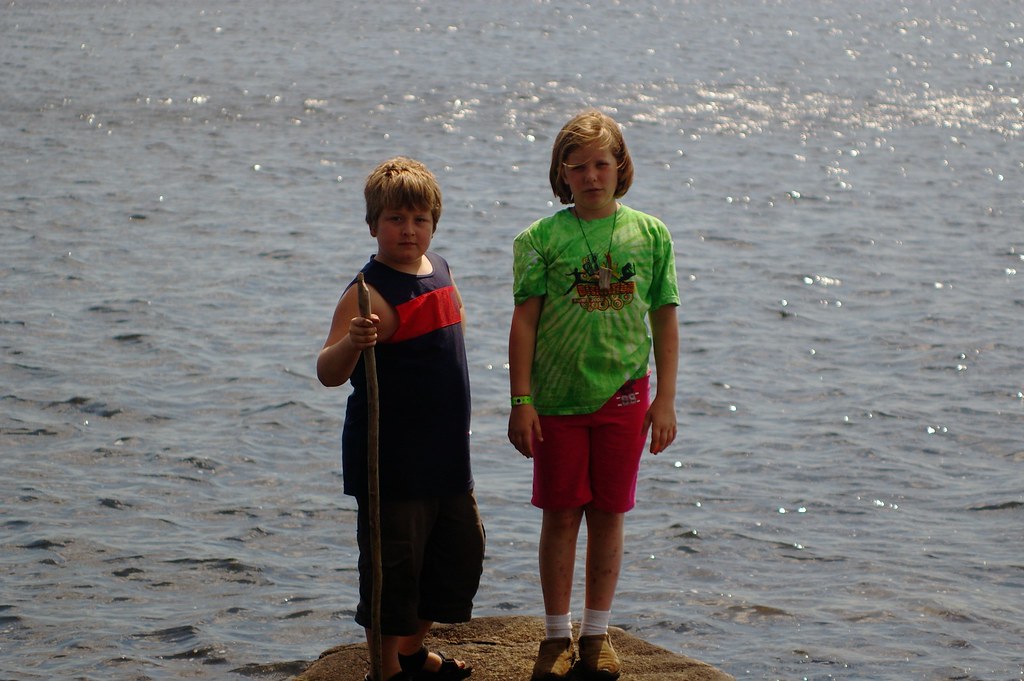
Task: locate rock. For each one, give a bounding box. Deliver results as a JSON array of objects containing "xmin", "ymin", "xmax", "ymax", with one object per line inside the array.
[{"xmin": 289, "ymin": 615, "xmax": 733, "ymax": 681}]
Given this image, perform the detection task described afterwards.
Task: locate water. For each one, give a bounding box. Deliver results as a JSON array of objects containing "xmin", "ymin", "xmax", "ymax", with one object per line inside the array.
[{"xmin": 2, "ymin": 1, "xmax": 1022, "ymax": 679}]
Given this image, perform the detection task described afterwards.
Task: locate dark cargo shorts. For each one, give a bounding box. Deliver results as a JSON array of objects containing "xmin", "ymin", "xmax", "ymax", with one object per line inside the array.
[{"xmin": 355, "ymin": 491, "xmax": 485, "ymax": 635}]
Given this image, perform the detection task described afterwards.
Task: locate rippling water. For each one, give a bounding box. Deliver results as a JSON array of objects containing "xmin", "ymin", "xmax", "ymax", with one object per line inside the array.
[{"xmin": 2, "ymin": 1, "xmax": 1022, "ymax": 679}]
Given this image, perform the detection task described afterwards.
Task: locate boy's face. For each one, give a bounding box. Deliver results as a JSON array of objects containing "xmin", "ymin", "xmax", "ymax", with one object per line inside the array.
[
  {"xmin": 370, "ymin": 206, "xmax": 434, "ymax": 269},
  {"xmin": 562, "ymin": 141, "xmax": 619, "ymax": 221}
]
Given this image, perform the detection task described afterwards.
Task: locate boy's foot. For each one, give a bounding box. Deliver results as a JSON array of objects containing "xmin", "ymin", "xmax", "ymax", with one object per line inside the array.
[
  {"xmin": 576, "ymin": 634, "xmax": 621, "ymax": 680},
  {"xmin": 530, "ymin": 637, "xmax": 574, "ymax": 681},
  {"xmin": 398, "ymin": 645, "xmax": 472, "ymax": 680}
]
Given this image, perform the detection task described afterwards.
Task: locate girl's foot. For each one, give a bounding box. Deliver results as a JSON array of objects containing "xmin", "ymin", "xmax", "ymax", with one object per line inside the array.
[
  {"xmin": 577, "ymin": 633, "xmax": 620, "ymax": 680},
  {"xmin": 530, "ymin": 637, "xmax": 574, "ymax": 681}
]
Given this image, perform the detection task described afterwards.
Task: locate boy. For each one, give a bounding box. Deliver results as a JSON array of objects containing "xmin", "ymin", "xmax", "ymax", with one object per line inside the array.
[{"xmin": 318, "ymin": 156, "xmax": 484, "ymax": 681}]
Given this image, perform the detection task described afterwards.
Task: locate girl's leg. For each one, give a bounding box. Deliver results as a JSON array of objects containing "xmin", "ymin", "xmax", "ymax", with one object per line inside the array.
[
  {"xmin": 582, "ymin": 376, "xmax": 646, "ymax": 615},
  {"xmin": 532, "ymin": 507, "xmax": 584, "ymax": 680},
  {"xmin": 538, "ymin": 506, "xmax": 585, "ymax": 616},
  {"xmin": 582, "ymin": 506, "xmax": 625, "ymax": 612},
  {"xmin": 578, "ymin": 506, "xmax": 625, "ymax": 678}
]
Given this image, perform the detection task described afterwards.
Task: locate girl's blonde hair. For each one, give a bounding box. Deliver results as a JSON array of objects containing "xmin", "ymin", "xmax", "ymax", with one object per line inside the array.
[
  {"xmin": 364, "ymin": 156, "xmax": 442, "ymax": 231},
  {"xmin": 549, "ymin": 109, "xmax": 634, "ymax": 205}
]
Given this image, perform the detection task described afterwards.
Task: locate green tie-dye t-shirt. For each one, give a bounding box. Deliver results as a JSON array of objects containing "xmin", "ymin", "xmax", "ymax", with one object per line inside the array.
[{"xmin": 512, "ymin": 204, "xmax": 680, "ymax": 415}]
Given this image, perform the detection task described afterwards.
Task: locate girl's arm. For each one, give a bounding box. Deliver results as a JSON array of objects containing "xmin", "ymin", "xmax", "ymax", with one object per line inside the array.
[
  {"xmin": 645, "ymin": 303, "xmax": 679, "ymax": 454},
  {"xmin": 507, "ymin": 296, "xmax": 544, "ymax": 457}
]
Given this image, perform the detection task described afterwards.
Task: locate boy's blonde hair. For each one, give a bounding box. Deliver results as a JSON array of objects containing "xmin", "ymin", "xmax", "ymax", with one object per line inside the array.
[
  {"xmin": 364, "ymin": 156, "xmax": 443, "ymax": 231},
  {"xmin": 549, "ymin": 109, "xmax": 634, "ymax": 205}
]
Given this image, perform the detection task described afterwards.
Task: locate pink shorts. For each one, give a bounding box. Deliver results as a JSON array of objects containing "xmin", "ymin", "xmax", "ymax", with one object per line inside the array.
[{"xmin": 532, "ymin": 375, "xmax": 650, "ymax": 513}]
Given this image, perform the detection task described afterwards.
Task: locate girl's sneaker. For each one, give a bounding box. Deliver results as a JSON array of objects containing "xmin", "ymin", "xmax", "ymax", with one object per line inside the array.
[
  {"xmin": 576, "ymin": 633, "xmax": 620, "ymax": 680},
  {"xmin": 530, "ymin": 637, "xmax": 574, "ymax": 680}
]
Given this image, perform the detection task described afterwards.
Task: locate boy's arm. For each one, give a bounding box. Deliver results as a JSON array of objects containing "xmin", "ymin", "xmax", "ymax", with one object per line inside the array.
[
  {"xmin": 317, "ymin": 285, "xmax": 380, "ymax": 387},
  {"xmin": 507, "ymin": 296, "xmax": 544, "ymax": 458},
  {"xmin": 451, "ymin": 275, "xmax": 467, "ymax": 329},
  {"xmin": 645, "ymin": 303, "xmax": 679, "ymax": 454}
]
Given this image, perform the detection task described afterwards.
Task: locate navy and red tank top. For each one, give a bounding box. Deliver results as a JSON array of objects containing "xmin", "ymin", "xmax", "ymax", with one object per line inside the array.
[{"xmin": 341, "ymin": 252, "xmax": 473, "ymax": 500}]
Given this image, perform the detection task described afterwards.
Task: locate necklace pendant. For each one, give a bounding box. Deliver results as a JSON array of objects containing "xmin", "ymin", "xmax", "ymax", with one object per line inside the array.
[{"xmin": 599, "ymin": 266, "xmax": 612, "ymax": 291}]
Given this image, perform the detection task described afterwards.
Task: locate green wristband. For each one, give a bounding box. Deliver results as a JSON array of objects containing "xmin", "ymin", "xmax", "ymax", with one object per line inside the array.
[{"xmin": 510, "ymin": 395, "xmax": 533, "ymax": 406}]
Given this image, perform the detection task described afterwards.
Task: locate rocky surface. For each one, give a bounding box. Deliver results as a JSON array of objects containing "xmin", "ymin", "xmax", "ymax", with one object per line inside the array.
[{"xmin": 284, "ymin": 616, "xmax": 733, "ymax": 681}]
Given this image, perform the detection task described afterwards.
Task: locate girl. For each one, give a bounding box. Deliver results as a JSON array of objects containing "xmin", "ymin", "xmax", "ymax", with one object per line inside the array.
[{"xmin": 508, "ymin": 110, "xmax": 680, "ymax": 681}]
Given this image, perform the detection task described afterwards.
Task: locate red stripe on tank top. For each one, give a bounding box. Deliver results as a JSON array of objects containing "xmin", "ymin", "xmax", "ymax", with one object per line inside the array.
[{"xmin": 387, "ymin": 286, "xmax": 462, "ymax": 343}]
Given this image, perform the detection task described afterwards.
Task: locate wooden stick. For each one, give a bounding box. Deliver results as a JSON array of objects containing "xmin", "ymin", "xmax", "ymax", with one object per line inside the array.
[{"xmin": 356, "ymin": 272, "xmax": 383, "ymax": 681}]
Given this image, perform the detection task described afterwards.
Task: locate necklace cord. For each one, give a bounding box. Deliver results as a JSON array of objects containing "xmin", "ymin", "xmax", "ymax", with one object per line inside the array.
[{"xmin": 575, "ymin": 207, "xmax": 618, "ymax": 290}]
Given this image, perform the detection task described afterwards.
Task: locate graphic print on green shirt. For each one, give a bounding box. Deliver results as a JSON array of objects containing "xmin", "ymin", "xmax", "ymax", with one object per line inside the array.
[{"xmin": 564, "ymin": 253, "xmax": 637, "ymax": 311}]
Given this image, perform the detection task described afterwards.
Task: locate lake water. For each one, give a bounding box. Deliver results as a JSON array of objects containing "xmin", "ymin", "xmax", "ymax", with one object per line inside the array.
[{"xmin": 2, "ymin": 1, "xmax": 1022, "ymax": 679}]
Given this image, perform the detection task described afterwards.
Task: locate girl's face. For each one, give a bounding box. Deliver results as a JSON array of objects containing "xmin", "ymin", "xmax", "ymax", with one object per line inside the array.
[
  {"xmin": 370, "ymin": 206, "xmax": 434, "ymax": 272},
  {"xmin": 562, "ymin": 141, "xmax": 619, "ymax": 221}
]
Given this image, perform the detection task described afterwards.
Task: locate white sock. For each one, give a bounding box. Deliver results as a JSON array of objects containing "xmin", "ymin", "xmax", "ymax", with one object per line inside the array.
[
  {"xmin": 580, "ymin": 608, "xmax": 611, "ymax": 637},
  {"xmin": 544, "ymin": 612, "xmax": 572, "ymax": 640}
]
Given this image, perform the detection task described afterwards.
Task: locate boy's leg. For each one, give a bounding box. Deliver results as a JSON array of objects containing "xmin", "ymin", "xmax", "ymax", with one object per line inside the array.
[
  {"xmin": 401, "ymin": 493, "xmax": 482, "ymax": 676},
  {"xmin": 356, "ymin": 498, "xmax": 431, "ymax": 679},
  {"xmin": 366, "ymin": 626, "xmax": 470, "ymax": 680},
  {"xmin": 364, "ymin": 632, "xmax": 403, "ymax": 680},
  {"xmin": 396, "ymin": 620, "xmax": 471, "ymax": 674},
  {"xmin": 395, "ymin": 619, "xmax": 432, "ymax": 656},
  {"xmin": 418, "ymin": 492, "xmax": 485, "ymax": 623}
]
